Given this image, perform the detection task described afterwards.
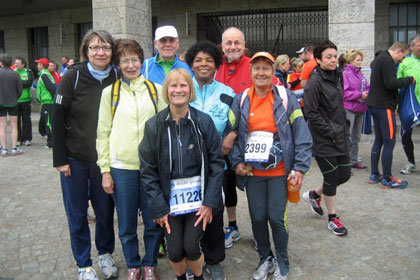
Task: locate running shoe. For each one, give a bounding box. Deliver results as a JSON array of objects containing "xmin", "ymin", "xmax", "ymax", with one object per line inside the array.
[
  {"xmin": 381, "ymin": 177, "xmax": 408, "ymax": 189},
  {"xmin": 302, "ymin": 191, "xmax": 324, "ymax": 216},
  {"xmin": 158, "ymin": 243, "xmax": 165, "ymax": 257},
  {"xmin": 252, "ymin": 256, "xmax": 275, "ymax": 280},
  {"xmin": 98, "ymin": 253, "xmax": 118, "ymax": 279},
  {"xmin": 142, "ymin": 265, "xmax": 158, "ymax": 280},
  {"xmin": 328, "ymin": 216, "xmax": 348, "ymax": 236},
  {"xmin": 351, "ymin": 162, "xmax": 367, "ymax": 169},
  {"xmin": 78, "ymin": 266, "xmax": 98, "ymax": 280},
  {"xmin": 400, "ymin": 163, "xmax": 417, "ymax": 175},
  {"xmin": 205, "ymin": 263, "xmax": 226, "ymax": 280},
  {"xmin": 24, "ymin": 140, "xmax": 31, "ymax": 146},
  {"xmin": 272, "ymin": 260, "xmax": 288, "ymax": 280},
  {"xmin": 11, "ymin": 147, "xmax": 23, "ymax": 156},
  {"xmin": 224, "ymin": 226, "xmax": 240, "ymax": 248},
  {"xmin": 1, "ymin": 149, "xmax": 8, "ymax": 157},
  {"xmin": 127, "ymin": 267, "xmax": 141, "ymax": 280},
  {"xmin": 368, "ymin": 173, "xmax": 382, "ymax": 184}
]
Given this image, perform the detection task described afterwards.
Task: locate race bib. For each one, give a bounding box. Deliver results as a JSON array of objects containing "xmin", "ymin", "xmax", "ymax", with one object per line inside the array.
[
  {"xmin": 169, "ymin": 175, "xmax": 202, "ymax": 216},
  {"xmin": 245, "ymin": 131, "xmax": 273, "ymax": 163}
]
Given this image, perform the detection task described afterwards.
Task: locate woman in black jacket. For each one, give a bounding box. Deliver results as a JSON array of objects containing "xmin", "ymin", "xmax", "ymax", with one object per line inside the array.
[
  {"xmin": 139, "ymin": 68, "xmax": 224, "ymax": 280},
  {"xmin": 302, "ymin": 40, "xmax": 351, "ymax": 236},
  {"xmin": 52, "ymin": 30, "xmax": 119, "ymax": 280}
]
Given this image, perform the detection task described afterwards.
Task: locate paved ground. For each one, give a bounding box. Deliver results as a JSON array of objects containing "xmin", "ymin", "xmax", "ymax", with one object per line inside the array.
[{"xmin": 1, "ymin": 111, "xmax": 420, "ymax": 280}]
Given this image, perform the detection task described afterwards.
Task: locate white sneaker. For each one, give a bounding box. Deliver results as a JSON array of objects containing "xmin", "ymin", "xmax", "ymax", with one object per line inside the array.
[
  {"xmin": 11, "ymin": 147, "xmax": 24, "ymax": 156},
  {"xmin": 1, "ymin": 149, "xmax": 8, "ymax": 157},
  {"xmin": 224, "ymin": 226, "xmax": 240, "ymax": 248},
  {"xmin": 24, "ymin": 140, "xmax": 31, "ymax": 146},
  {"xmin": 273, "ymin": 261, "xmax": 288, "ymax": 280},
  {"xmin": 252, "ymin": 256, "xmax": 275, "ymax": 280},
  {"xmin": 98, "ymin": 253, "xmax": 118, "ymax": 279},
  {"xmin": 78, "ymin": 266, "xmax": 98, "ymax": 280},
  {"xmin": 400, "ymin": 162, "xmax": 417, "ymax": 175}
]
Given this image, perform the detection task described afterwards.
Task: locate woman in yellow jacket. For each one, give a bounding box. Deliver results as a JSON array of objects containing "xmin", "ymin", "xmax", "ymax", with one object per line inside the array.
[{"xmin": 96, "ymin": 39, "xmax": 167, "ymax": 280}]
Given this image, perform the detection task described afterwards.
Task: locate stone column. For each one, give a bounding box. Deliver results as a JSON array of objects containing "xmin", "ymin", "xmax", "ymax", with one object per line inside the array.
[
  {"xmin": 92, "ymin": 0, "xmax": 153, "ymax": 58},
  {"xmin": 329, "ymin": 0, "xmax": 375, "ymax": 68}
]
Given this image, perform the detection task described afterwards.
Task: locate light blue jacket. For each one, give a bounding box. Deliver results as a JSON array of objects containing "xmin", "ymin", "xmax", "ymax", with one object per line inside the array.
[
  {"xmin": 229, "ymin": 86, "xmax": 313, "ymax": 190},
  {"xmin": 190, "ymin": 77, "xmax": 235, "ymax": 139},
  {"xmin": 141, "ymin": 53, "xmax": 193, "ymax": 85}
]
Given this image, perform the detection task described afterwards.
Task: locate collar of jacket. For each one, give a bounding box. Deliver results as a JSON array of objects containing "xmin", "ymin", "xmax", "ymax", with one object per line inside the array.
[{"xmin": 345, "ymin": 64, "xmax": 361, "ymax": 74}]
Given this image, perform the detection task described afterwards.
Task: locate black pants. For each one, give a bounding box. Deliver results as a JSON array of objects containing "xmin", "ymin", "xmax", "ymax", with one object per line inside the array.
[
  {"xmin": 17, "ymin": 101, "xmax": 32, "ymax": 142},
  {"xmin": 315, "ymin": 155, "xmax": 351, "ymax": 196},
  {"xmin": 222, "ymin": 158, "xmax": 237, "ymax": 208},
  {"xmin": 401, "ymin": 127, "xmax": 415, "ymax": 164},
  {"xmin": 201, "ymin": 196, "xmax": 225, "ymax": 265},
  {"xmin": 39, "ymin": 104, "xmax": 52, "ymax": 147},
  {"xmin": 165, "ymin": 213, "xmax": 204, "ymax": 263}
]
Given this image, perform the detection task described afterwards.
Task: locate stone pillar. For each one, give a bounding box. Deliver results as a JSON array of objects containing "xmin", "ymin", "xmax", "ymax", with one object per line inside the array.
[
  {"xmin": 92, "ymin": 0, "xmax": 153, "ymax": 58},
  {"xmin": 329, "ymin": 0, "xmax": 375, "ymax": 68}
]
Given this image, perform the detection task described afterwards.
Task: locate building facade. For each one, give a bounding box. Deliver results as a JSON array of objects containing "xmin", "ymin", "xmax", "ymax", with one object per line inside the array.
[{"xmin": 0, "ymin": 0, "xmax": 419, "ymax": 72}]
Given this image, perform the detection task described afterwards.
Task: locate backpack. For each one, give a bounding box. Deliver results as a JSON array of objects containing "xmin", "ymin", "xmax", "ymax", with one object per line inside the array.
[{"xmin": 110, "ymin": 78, "xmax": 158, "ymax": 121}]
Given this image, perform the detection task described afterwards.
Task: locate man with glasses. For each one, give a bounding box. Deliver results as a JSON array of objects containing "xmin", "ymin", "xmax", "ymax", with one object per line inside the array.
[{"xmin": 141, "ymin": 25, "xmax": 192, "ymax": 85}]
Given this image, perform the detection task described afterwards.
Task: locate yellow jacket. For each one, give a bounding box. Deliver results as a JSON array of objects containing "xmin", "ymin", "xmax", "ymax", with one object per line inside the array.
[{"xmin": 96, "ymin": 75, "xmax": 167, "ymax": 173}]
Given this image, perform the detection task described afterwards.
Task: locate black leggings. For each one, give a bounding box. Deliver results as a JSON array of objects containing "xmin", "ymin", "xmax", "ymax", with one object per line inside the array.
[
  {"xmin": 315, "ymin": 155, "xmax": 351, "ymax": 196},
  {"xmin": 222, "ymin": 158, "xmax": 237, "ymax": 208},
  {"xmin": 164, "ymin": 213, "xmax": 204, "ymax": 263},
  {"xmin": 401, "ymin": 127, "xmax": 415, "ymax": 164}
]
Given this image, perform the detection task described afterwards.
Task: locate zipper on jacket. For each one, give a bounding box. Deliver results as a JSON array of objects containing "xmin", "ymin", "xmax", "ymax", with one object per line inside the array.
[{"xmin": 175, "ymin": 122, "xmax": 183, "ymax": 177}]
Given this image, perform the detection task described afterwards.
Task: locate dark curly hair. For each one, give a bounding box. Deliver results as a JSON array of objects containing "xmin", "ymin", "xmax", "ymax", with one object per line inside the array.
[
  {"xmin": 314, "ymin": 40, "xmax": 337, "ymax": 60},
  {"xmin": 185, "ymin": 41, "xmax": 223, "ymax": 69}
]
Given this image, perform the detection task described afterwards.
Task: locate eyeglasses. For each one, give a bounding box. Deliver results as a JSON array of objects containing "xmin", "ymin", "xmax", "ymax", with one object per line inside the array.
[
  {"xmin": 120, "ymin": 58, "xmax": 141, "ymax": 65},
  {"xmin": 223, "ymin": 41, "xmax": 244, "ymax": 47},
  {"xmin": 88, "ymin": 45, "xmax": 112, "ymax": 52}
]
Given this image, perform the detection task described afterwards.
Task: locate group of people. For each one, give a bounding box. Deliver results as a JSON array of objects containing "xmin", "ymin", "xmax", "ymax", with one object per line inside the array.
[
  {"xmin": 0, "ymin": 54, "xmax": 78, "ymax": 156},
  {"xmin": 1, "ymin": 23, "xmax": 419, "ymax": 280}
]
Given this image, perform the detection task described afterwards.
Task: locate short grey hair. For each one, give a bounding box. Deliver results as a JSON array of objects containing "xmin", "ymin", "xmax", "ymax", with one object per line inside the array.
[
  {"xmin": 409, "ymin": 34, "xmax": 420, "ymax": 47},
  {"xmin": 222, "ymin": 27, "xmax": 245, "ymax": 42}
]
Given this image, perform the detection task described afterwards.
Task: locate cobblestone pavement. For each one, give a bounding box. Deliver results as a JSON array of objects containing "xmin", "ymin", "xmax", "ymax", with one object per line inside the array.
[{"xmin": 1, "ymin": 113, "xmax": 420, "ymax": 280}]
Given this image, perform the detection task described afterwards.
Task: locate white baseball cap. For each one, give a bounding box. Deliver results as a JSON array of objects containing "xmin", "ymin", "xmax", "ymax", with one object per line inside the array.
[
  {"xmin": 155, "ymin": 25, "xmax": 178, "ymax": 41},
  {"xmin": 296, "ymin": 47, "xmax": 305, "ymax": 54}
]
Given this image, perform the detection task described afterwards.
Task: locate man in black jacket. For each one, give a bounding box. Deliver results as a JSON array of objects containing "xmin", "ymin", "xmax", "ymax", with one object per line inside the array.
[{"xmin": 367, "ymin": 41, "xmax": 415, "ymax": 189}]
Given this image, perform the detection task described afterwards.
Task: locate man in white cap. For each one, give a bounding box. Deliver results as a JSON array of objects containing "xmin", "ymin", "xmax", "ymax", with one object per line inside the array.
[{"xmin": 141, "ymin": 25, "xmax": 192, "ymax": 85}]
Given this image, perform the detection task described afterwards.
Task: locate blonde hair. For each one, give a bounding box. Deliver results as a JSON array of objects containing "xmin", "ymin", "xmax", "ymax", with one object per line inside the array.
[
  {"xmin": 161, "ymin": 68, "xmax": 196, "ymax": 104},
  {"xmin": 343, "ymin": 49, "xmax": 364, "ymax": 64},
  {"xmin": 290, "ymin": 57, "xmax": 304, "ymax": 69},
  {"xmin": 275, "ymin": 54, "xmax": 290, "ymax": 69}
]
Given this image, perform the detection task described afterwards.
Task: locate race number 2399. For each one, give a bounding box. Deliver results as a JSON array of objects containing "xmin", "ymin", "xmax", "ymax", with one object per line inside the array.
[{"xmin": 244, "ymin": 131, "xmax": 273, "ymax": 163}]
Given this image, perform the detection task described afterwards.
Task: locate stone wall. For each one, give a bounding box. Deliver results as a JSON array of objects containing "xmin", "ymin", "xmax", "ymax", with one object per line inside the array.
[
  {"xmin": 0, "ymin": 7, "xmax": 91, "ymax": 70},
  {"xmin": 92, "ymin": 0, "xmax": 153, "ymax": 58},
  {"xmin": 329, "ymin": 0, "xmax": 375, "ymax": 68}
]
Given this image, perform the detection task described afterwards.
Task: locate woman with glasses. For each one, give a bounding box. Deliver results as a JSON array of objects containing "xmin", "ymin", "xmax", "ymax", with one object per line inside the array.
[
  {"xmin": 52, "ymin": 30, "xmax": 119, "ymax": 280},
  {"xmin": 97, "ymin": 39, "xmax": 166, "ymax": 280}
]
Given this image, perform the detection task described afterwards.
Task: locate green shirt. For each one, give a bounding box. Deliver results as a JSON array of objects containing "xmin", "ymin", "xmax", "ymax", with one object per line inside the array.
[
  {"xmin": 157, "ymin": 57, "xmax": 175, "ymax": 75},
  {"xmin": 397, "ymin": 54, "xmax": 420, "ymax": 104},
  {"xmin": 15, "ymin": 68, "xmax": 32, "ymax": 102}
]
